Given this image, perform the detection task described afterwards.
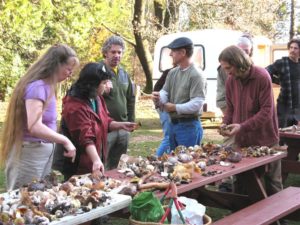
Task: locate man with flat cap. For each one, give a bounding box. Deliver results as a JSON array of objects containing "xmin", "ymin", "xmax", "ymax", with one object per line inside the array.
[{"xmin": 152, "ymin": 37, "xmax": 207, "ymax": 151}]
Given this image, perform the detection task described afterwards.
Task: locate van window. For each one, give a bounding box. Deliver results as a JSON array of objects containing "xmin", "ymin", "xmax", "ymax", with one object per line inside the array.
[
  {"xmin": 271, "ymin": 44, "xmax": 287, "ymax": 62},
  {"xmin": 159, "ymin": 45, "xmax": 205, "ymax": 72},
  {"xmin": 272, "ymin": 49, "xmax": 288, "ymax": 61}
]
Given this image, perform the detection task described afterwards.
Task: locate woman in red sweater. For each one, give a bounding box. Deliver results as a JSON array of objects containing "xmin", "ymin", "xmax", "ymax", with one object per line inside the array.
[{"xmin": 58, "ymin": 63, "xmax": 136, "ymax": 180}]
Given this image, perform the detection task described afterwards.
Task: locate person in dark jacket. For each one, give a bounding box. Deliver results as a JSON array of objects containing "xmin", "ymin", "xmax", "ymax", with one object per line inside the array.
[
  {"xmin": 266, "ymin": 38, "xmax": 300, "ymax": 128},
  {"xmin": 153, "ymin": 68, "xmax": 172, "ymax": 157},
  {"xmin": 59, "ymin": 63, "xmax": 136, "ymax": 180}
]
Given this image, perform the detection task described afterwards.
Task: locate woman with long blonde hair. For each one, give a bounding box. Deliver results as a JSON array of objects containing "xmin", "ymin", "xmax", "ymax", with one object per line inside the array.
[{"xmin": 0, "ymin": 44, "xmax": 79, "ymax": 190}]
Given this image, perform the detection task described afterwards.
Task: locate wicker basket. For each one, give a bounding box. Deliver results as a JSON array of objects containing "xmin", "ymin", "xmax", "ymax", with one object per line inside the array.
[{"xmin": 129, "ymin": 214, "xmax": 212, "ymax": 225}]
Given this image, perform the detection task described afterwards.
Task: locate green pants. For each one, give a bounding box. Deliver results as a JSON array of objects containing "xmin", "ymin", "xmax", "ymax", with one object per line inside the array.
[{"xmin": 106, "ymin": 130, "xmax": 129, "ymax": 170}]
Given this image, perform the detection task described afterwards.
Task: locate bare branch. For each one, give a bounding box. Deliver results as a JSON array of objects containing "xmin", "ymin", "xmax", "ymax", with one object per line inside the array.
[{"xmin": 101, "ymin": 23, "xmax": 136, "ymax": 47}]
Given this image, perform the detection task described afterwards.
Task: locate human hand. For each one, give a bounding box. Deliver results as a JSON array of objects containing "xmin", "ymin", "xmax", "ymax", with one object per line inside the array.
[
  {"xmin": 226, "ymin": 123, "xmax": 241, "ymax": 136},
  {"xmin": 219, "ymin": 123, "xmax": 231, "ymax": 136},
  {"xmin": 122, "ymin": 122, "xmax": 138, "ymax": 132},
  {"xmin": 164, "ymin": 102, "xmax": 176, "ymax": 112},
  {"xmin": 63, "ymin": 139, "xmax": 76, "ymax": 162},
  {"xmin": 152, "ymin": 91, "xmax": 160, "ymax": 103},
  {"xmin": 92, "ymin": 160, "xmax": 105, "ymax": 177}
]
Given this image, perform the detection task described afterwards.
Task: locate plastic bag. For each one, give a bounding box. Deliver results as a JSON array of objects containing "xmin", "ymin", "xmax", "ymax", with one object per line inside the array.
[
  {"xmin": 129, "ymin": 191, "xmax": 165, "ymax": 222},
  {"xmin": 171, "ymin": 196, "xmax": 206, "ymax": 225}
]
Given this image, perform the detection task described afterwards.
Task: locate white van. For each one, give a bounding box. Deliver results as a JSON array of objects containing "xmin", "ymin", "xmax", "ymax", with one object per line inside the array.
[{"xmin": 152, "ymin": 29, "xmax": 273, "ymax": 117}]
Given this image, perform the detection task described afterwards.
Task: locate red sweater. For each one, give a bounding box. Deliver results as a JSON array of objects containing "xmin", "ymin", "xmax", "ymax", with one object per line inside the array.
[
  {"xmin": 62, "ymin": 95, "xmax": 113, "ymax": 175},
  {"xmin": 223, "ymin": 65, "xmax": 279, "ymax": 147}
]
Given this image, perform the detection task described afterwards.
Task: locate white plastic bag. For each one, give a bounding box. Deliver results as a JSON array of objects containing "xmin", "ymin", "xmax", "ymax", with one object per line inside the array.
[{"xmin": 171, "ymin": 196, "xmax": 206, "ymax": 225}]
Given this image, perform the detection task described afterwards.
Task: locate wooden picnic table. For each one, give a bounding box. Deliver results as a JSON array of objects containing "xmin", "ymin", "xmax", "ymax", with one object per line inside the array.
[
  {"xmin": 279, "ymin": 130, "xmax": 300, "ymax": 182},
  {"xmin": 66, "ymin": 150, "xmax": 300, "ymax": 224},
  {"xmin": 2, "ymin": 152, "xmax": 293, "ymax": 225},
  {"xmin": 107, "ymin": 152, "xmax": 288, "ymax": 213}
]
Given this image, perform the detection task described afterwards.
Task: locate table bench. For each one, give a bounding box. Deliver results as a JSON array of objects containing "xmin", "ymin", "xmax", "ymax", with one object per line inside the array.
[{"xmin": 212, "ymin": 186, "xmax": 300, "ymax": 225}]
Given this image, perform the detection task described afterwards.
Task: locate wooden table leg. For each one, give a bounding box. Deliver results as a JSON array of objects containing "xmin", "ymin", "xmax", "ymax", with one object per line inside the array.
[
  {"xmin": 184, "ymin": 187, "xmax": 250, "ymax": 211},
  {"xmin": 183, "ymin": 167, "xmax": 268, "ymax": 212},
  {"xmin": 280, "ymin": 137, "xmax": 300, "ymax": 182},
  {"xmin": 240, "ymin": 169, "xmax": 268, "ymax": 203}
]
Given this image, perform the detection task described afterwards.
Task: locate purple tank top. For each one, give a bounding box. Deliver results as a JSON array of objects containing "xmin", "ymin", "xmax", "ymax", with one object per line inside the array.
[{"xmin": 23, "ymin": 80, "xmax": 57, "ymax": 142}]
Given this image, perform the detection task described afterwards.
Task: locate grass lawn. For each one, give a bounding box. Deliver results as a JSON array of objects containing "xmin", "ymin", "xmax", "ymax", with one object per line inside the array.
[{"xmin": 0, "ymin": 98, "xmax": 300, "ymax": 224}]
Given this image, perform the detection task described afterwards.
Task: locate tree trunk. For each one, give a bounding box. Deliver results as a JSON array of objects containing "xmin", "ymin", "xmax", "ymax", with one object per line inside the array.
[
  {"xmin": 132, "ymin": 0, "xmax": 153, "ymax": 93},
  {"xmin": 154, "ymin": 0, "xmax": 163, "ymax": 30},
  {"xmin": 164, "ymin": 0, "xmax": 177, "ymax": 28},
  {"xmin": 289, "ymin": 0, "xmax": 295, "ymax": 40}
]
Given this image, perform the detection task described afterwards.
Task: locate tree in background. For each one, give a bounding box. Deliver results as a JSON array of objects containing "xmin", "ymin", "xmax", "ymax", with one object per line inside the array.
[
  {"xmin": 0, "ymin": 0, "xmax": 133, "ymax": 100},
  {"xmin": 0, "ymin": 0, "xmax": 291, "ymax": 98},
  {"xmin": 275, "ymin": 0, "xmax": 300, "ymax": 41},
  {"xmin": 287, "ymin": 0, "xmax": 300, "ymax": 39},
  {"xmin": 132, "ymin": 0, "xmax": 285, "ymax": 93}
]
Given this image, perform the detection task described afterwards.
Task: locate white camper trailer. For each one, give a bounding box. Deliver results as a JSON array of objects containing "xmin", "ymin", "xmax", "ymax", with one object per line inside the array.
[{"xmin": 152, "ymin": 29, "xmax": 273, "ymax": 117}]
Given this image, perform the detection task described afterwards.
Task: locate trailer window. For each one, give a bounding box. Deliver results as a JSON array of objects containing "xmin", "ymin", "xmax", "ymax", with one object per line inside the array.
[
  {"xmin": 159, "ymin": 45, "xmax": 205, "ymax": 72},
  {"xmin": 272, "ymin": 49, "xmax": 288, "ymax": 62}
]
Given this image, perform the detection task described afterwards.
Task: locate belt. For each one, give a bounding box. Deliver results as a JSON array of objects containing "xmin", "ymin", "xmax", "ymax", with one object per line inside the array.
[{"xmin": 170, "ymin": 117, "xmax": 198, "ymax": 124}]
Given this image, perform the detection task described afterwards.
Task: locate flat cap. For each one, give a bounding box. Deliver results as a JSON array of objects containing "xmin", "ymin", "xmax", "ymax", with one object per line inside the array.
[{"xmin": 168, "ymin": 37, "xmax": 193, "ymax": 49}]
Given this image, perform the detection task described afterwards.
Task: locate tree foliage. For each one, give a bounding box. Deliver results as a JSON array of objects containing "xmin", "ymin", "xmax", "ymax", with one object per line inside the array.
[
  {"xmin": 0, "ymin": 0, "xmax": 292, "ymax": 98},
  {"xmin": 0, "ymin": 0, "xmax": 134, "ymax": 100}
]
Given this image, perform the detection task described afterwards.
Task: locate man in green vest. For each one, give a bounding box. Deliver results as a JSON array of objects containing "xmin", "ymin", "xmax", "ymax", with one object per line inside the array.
[{"xmin": 100, "ymin": 35, "xmax": 136, "ymax": 170}]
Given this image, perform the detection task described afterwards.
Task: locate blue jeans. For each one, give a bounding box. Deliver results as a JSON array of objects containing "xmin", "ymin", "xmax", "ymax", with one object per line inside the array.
[
  {"xmin": 169, "ymin": 119, "xmax": 203, "ymax": 151},
  {"xmin": 156, "ymin": 110, "xmax": 171, "ymax": 156}
]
